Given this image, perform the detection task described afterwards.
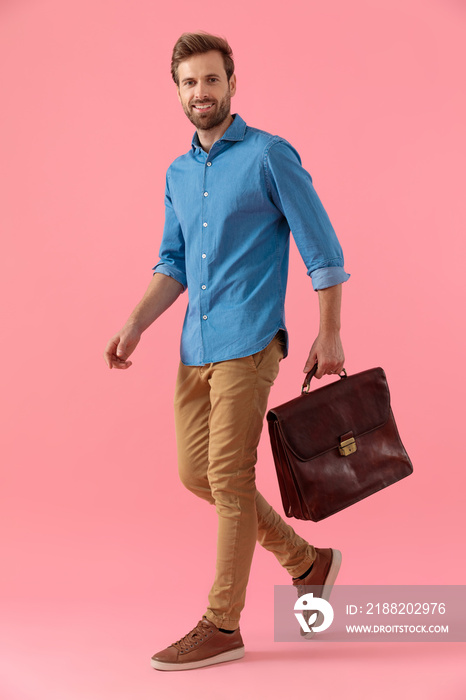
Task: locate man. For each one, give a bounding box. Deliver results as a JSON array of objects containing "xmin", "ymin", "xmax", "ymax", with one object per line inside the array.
[{"xmin": 104, "ymin": 32, "xmax": 350, "ymax": 671}]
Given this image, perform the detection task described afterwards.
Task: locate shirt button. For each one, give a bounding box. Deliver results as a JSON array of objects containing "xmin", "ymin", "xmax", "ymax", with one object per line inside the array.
[
  {"xmin": 202, "ymin": 253, "xmax": 206, "ymax": 259},
  {"xmin": 203, "ymin": 222, "xmax": 208, "ymax": 227},
  {"xmin": 206, "ymin": 161, "xmax": 212, "ymax": 166},
  {"xmin": 203, "ymin": 315, "xmax": 208, "ymax": 320},
  {"xmin": 204, "ymin": 192, "xmax": 209, "ymax": 197},
  {"xmin": 201, "ymin": 285, "xmax": 206, "ymax": 290}
]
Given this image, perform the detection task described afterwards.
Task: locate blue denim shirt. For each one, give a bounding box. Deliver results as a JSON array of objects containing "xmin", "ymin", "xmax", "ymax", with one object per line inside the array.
[{"xmin": 152, "ymin": 114, "xmax": 350, "ymax": 366}]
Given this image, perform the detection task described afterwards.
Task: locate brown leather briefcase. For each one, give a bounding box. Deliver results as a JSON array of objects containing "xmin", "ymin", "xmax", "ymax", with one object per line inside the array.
[{"xmin": 266, "ymin": 366, "xmax": 413, "ymax": 521}]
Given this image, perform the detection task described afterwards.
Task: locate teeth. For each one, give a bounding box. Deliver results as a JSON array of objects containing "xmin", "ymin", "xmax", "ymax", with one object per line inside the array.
[{"xmin": 194, "ymin": 104, "xmax": 213, "ymax": 110}]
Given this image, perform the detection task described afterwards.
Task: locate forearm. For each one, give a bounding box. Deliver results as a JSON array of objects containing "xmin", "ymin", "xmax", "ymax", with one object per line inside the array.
[
  {"xmin": 317, "ymin": 283, "xmax": 342, "ymax": 334},
  {"xmin": 125, "ymin": 272, "xmax": 184, "ymax": 334},
  {"xmin": 304, "ymin": 283, "xmax": 344, "ymax": 376}
]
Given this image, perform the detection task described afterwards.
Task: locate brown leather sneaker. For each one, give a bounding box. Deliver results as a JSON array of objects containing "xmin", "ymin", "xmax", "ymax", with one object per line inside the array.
[
  {"xmin": 292, "ymin": 547, "xmax": 342, "ymax": 640},
  {"xmin": 151, "ymin": 617, "xmax": 245, "ymax": 671}
]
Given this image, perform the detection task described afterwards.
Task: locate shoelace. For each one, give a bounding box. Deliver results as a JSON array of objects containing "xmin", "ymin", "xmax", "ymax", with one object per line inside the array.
[{"xmin": 172, "ymin": 621, "xmax": 213, "ymax": 653}]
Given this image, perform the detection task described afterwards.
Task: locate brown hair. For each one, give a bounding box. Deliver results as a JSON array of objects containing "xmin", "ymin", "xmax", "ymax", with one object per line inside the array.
[{"xmin": 171, "ymin": 32, "xmax": 234, "ymax": 85}]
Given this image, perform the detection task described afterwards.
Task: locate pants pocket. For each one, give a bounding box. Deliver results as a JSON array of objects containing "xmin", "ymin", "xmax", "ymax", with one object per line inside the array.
[{"xmin": 249, "ymin": 331, "xmax": 285, "ymax": 369}]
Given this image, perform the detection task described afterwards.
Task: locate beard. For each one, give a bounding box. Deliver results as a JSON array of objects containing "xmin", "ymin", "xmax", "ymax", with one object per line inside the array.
[{"xmin": 182, "ymin": 91, "xmax": 232, "ymax": 130}]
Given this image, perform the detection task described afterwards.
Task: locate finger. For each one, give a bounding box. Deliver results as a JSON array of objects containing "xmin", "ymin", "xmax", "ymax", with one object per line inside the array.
[
  {"xmin": 324, "ymin": 363, "xmax": 344, "ymax": 376},
  {"xmin": 116, "ymin": 342, "xmax": 128, "ymax": 361},
  {"xmin": 104, "ymin": 340, "xmax": 119, "ymax": 368},
  {"xmin": 316, "ymin": 359, "xmax": 337, "ymax": 378},
  {"xmin": 111, "ymin": 357, "xmax": 133, "ymax": 370},
  {"xmin": 322, "ymin": 366, "xmax": 337, "ymax": 377},
  {"xmin": 303, "ymin": 353, "xmax": 317, "ymax": 374}
]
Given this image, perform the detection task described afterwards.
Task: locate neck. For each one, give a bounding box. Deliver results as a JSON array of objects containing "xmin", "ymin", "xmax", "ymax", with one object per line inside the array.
[{"xmin": 197, "ymin": 114, "xmax": 234, "ymax": 153}]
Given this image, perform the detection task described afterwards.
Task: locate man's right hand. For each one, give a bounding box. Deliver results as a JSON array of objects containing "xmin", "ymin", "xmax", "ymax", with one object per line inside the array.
[
  {"xmin": 103, "ymin": 273, "xmax": 184, "ymax": 370},
  {"xmin": 104, "ymin": 325, "xmax": 141, "ymax": 369}
]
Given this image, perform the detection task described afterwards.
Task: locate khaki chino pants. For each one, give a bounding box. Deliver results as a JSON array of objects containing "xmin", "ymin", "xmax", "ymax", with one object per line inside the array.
[{"xmin": 174, "ymin": 331, "xmax": 316, "ymax": 630}]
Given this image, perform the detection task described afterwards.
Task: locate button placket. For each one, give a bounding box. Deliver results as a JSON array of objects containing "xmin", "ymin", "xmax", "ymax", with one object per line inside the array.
[{"xmin": 200, "ymin": 159, "xmax": 212, "ymax": 327}]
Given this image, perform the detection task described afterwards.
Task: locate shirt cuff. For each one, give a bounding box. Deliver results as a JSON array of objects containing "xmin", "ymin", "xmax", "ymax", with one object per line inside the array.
[
  {"xmin": 310, "ymin": 266, "xmax": 350, "ymax": 291},
  {"xmin": 151, "ymin": 263, "xmax": 187, "ymax": 291}
]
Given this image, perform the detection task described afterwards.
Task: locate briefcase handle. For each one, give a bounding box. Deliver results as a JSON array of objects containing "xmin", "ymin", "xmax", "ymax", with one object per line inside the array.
[{"xmin": 301, "ymin": 363, "xmax": 347, "ymax": 394}]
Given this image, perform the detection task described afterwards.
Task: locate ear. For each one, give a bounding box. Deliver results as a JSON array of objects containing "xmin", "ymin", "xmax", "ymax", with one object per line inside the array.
[{"xmin": 229, "ymin": 73, "xmax": 237, "ymax": 97}]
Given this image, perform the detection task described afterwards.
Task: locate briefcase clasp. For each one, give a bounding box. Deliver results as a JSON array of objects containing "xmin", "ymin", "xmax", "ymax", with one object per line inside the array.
[{"xmin": 339, "ymin": 434, "xmax": 357, "ymax": 456}]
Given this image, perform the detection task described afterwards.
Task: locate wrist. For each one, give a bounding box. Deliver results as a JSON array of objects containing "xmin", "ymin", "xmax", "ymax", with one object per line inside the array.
[
  {"xmin": 319, "ymin": 324, "xmax": 341, "ymax": 335},
  {"xmin": 124, "ymin": 317, "xmax": 144, "ymax": 336}
]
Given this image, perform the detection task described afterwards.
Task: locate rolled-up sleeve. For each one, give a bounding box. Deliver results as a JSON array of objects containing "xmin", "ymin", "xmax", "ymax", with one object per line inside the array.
[
  {"xmin": 265, "ymin": 139, "xmax": 350, "ymax": 290},
  {"xmin": 151, "ymin": 173, "xmax": 188, "ymax": 291}
]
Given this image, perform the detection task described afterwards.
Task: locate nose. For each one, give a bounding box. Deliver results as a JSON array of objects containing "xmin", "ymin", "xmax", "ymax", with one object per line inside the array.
[{"xmin": 194, "ymin": 80, "xmax": 211, "ymax": 101}]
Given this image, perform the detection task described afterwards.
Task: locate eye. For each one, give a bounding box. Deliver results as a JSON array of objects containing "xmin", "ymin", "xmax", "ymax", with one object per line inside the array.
[{"xmin": 209, "ymin": 78, "xmax": 218, "ymax": 83}]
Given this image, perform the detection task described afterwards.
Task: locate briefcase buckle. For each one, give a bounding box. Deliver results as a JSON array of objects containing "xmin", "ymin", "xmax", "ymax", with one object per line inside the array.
[{"xmin": 339, "ymin": 434, "xmax": 357, "ymax": 456}]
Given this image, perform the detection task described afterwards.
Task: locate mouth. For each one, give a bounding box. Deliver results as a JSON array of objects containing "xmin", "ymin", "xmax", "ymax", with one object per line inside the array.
[{"xmin": 192, "ymin": 103, "xmax": 215, "ymax": 113}]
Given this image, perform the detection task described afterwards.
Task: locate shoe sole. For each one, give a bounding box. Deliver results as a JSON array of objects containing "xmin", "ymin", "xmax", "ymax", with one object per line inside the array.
[
  {"xmin": 151, "ymin": 646, "xmax": 245, "ymax": 671},
  {"xmin": 302, "ymin": 548, "xmax": 342, "ymax": 640}
]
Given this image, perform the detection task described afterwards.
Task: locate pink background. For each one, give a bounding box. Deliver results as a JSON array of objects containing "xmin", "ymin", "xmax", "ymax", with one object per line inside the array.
[{"xmin": 1, "ymin": 0, "xmax": 465, "ymax": 697}]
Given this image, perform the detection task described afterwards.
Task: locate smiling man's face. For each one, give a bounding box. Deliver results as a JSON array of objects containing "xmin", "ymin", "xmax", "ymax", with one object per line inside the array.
[{"xmin": 177, "ymin": 50, "xmax": 236, "ymax": 131}]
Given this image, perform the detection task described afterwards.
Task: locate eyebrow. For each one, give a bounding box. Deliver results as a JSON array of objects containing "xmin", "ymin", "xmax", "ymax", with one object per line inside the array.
[{"xmin": 181, "ymin": 73, "xmax": 222, "ymax": 84}]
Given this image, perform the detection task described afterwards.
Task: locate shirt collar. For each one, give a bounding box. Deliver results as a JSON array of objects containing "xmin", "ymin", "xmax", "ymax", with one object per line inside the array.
[{"xmin": 191, "ymin": 114, "xmax": 247, "ymax": 152}]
